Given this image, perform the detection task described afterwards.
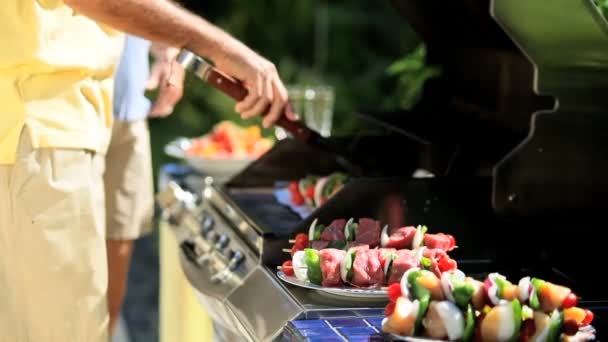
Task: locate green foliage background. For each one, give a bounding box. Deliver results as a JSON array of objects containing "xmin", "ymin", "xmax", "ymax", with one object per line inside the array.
[{"xmin": 147, "ymin": 1, "xmax": 429, "ymax": 181}]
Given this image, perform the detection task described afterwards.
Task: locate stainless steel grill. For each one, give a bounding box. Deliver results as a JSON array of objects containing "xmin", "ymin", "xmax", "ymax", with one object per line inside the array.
[{"xmin": 156, "ymin": 0, "xmax": 608, "ymax": 340}]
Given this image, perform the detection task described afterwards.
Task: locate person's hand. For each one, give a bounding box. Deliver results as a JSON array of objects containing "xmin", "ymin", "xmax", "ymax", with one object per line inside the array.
[
  {"xmin": 146, "ymin": 45, "xmax": 185, "ymax": 118},
  {"xmin": 212, "ymin": 40, "xmax": 297, "ymax": 128}
]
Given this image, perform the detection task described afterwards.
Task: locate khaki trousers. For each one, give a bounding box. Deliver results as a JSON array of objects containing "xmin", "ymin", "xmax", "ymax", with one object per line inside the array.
[
  {"xmin": 104, "ymin": 119, "xmax": 154, "ymax": 240},
  {"xmin": 0, "ymin": 130, "xmax": 109, "ymax": 342}
]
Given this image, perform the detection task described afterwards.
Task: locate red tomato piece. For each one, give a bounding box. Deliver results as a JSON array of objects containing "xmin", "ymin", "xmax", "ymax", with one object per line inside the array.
[
  {"xmin": 291, "ymin": 245, "xmax": 303, "ymax": 257},
  {"xmin": 305, "ymin": 185, "xmax": 315, "ymax": 200},
  {"xmin": 562, "ymin": 293, "xmax": 578, "ymax": 309},
  {"xmin": 289, "ymin": 181, "xmax": 300, "ymax": 194},
  {"xmin": 582, "ymin": 309, "xmax": 594, "ymax": 326},
  {"xmin": 295, "ymin": 233, "xmax": 309, "ymax": 246},
  {"xmin": 384, "ymin": 302, "xmax": 396, "ymax": 316},
  {"xmin": 387, "ymin": 283, "xmax": 402, "ymax": 302},
  {"xmin": 282, "ymin": 260, "xmax": 294, "ymax": 276},
  {"xmin": 292, "ymin": 192, "xmax": 305, "ymax": 206},
  {"xmin": 438, "ymin": 257, "xmax": 457, "ymax": 272}
]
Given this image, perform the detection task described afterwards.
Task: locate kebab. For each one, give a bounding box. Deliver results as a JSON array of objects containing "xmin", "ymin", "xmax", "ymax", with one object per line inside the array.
[
  {"xmin": 279, "ymin": 243, "xmax": 458, "ymax": 288},
  {"xmin": 287, "ymin": 172, "xmax": 349, "ymax": 207},
  {"xmin": 381, "ymin": 270, "xmax": 596, "ymax": 341},
  {"xmin": 286, "ymin": 217, "xmax": 457, "ymax": 258}
]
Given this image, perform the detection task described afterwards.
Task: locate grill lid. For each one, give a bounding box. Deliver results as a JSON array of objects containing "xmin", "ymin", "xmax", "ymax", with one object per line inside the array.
[{"xmin": 389, "ymin": 0, "xmax": 608, "ymax": 215}]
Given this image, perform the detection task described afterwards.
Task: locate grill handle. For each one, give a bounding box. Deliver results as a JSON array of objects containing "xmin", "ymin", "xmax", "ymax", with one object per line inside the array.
[{"xmin": 176, "ymin": 49, "xmax": 315, "ymax": 142}]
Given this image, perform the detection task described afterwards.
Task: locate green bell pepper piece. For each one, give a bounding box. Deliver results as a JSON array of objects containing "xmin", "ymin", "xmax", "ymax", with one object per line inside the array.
[
  {"xmin": 313, "ymin": 224, "xmax": 325, "ymax": 240},
  {"xmin": 463, "ymin": 304, "xmax": 475, "ymax": 342},
  {"xmin": 547, "ymin": 311, "xmax": 563, "ymax": 342},
  {"xmin": 494, "ymin": 277, "xmax": 512, "ymax": 299},
  {"xmin": 344, "ymin": 248, "xmax": 357, "ymax": 281},
  {"xmin": 453, "ymin": 283, "xmax": 475, "ymax": 310},
  {"xmin": 408, "ymin": 270, "xmax": 431, "ymax": 331},
  {"xmin": 304, "ymin": 248, "xmax": 322, "ymax": 285},
  {"xmin": 529, "ymin": 278, "xmax": 545, "ymax": 310},
  {"xmin": 509, "ymin": 299, "xmax": 523, "ymax": 342},
  {"xmin": 345, "ymin": 222, "xmax": 359, "ymax": 241},
  {"xmin": 329, "ymin": 240, "xmax": 347, "ymax": 250}
]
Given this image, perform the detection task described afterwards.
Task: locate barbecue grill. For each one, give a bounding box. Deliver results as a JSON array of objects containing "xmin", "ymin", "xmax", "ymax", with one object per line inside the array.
[{"xmin": 156, "ymin": 0, "xmax": 608, "ymax": 340}]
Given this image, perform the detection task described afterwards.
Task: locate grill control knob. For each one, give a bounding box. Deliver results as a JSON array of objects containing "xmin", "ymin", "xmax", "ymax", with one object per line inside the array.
[
  {"xmin": 211, "ymin": 250, "xmax": 245, "ymax": 284},
  {"xmin": 228, "ymin": 250, "xmax": 245, "ymax": 270},
  {"xmin": 156, "ymin": 181, "xmax": 196, "ymax": 228},
  {"xmin": 215, "ymin": 234, "xmax": 230, "ymax": 250},
  {"xmin": 180, "ymin": 241, "xmax": 199, "ymax": 265},
  {"xmin": 201, "ymin": 215, "xmax": 214, "ymax": 237}
]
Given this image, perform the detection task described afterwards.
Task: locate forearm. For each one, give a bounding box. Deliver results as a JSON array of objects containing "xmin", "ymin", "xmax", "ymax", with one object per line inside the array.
[{"xmin": 64, "ymin": 0, "xmax": 237, "ymax": 63}]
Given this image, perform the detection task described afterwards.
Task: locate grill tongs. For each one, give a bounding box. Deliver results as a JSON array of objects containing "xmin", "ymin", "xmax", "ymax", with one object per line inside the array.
[{"xmin": 176, "ymin": 49, "xmax": 361, "ymax": 176}]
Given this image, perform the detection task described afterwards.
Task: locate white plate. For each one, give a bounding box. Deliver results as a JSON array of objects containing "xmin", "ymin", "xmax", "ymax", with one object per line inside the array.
[
  {"xmin": 276, "ymin": 270, "xmax": 388, "ymax": 299},
  {"xmin": 385, "ymin": 334, "xmax": 445, "ymax": 342},
  {"xmin": 164, "ymin": 137, "xmax": 254, "ymax": 183}
]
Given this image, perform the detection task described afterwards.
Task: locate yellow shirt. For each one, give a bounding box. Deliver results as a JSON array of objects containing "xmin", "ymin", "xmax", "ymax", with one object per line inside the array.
[{"xmin": 0, "ymin": 0, "xmax": 124, "ymax": 164}]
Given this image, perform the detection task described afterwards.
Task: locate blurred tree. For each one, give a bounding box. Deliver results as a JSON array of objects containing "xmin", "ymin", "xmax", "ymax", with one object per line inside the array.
[{"xmin": 148, "ymin": 1, "xmax": 423, "ymax": 180}]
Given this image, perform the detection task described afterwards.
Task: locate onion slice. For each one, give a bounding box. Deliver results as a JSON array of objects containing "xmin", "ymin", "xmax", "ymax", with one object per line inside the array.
[
  {"xmin": 441, "ymin": 273, "xmax": 456, "ymax": 303},
  {"xmin": 412, "ymin": 225, "xmax": 424, "ymax": 249},
  {"xmin": 313, "ymin": 177, "xmax": 328, "ymax": 206},
  {"xmin": 436, "ymin": 301, "xmax": 465, "ymax": 341},
  {"xmin": 292, "ymin": 250, "xmax": 308, "ymax": 281},
  {"xmin": 380, "ymin": 224, "xmax": 390, "ymax": 247},
  {"xmin": 308, "ymin": 218, "xmax": 318, "ymax": 241},
  {"xmin": 344, "ymin": 217, "xmax": 354, "ymax": 240},
  {"xmin": 400, "ymin": 267, "xmax": 420, "ymax": 300},
  {"xmin": 518, "ymin": 277, "xmax": 531, "ymax": 302}
]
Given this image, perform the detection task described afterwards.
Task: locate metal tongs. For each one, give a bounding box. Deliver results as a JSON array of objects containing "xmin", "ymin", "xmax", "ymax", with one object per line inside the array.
[{"xmin": 176, "ymin": 49, "xmax": 361, "ymax": 176}]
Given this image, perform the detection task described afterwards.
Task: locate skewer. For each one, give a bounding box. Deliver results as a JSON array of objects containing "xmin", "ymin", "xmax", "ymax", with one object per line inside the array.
[
  {"xmin": 277, "ymin": 266, "xmax": 307, "ymax": 270},
  {"xmin": 289, "ymin": 239, "xmax": 295, "ymax": 243},
  {"xmin": 282, "ymin": 248, "xmax": 292, "ymax": 253}
]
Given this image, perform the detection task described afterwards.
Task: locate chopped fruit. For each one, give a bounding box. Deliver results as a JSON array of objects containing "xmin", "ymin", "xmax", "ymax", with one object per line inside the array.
[
  {"xmin": 382, "ymin": 297, "xmax": 418, "ymax": 336},
  {"xmin": 186, "ymin": 121, "xmax": 274, "ymax": 159},
  {"xmin": 416, "ymin": 272, "xmax": 445, "ymax": 301},
  {"xmin": 388, "ymin": 283, "xmax": 402, "ymax": 302},
  {"xmin": 538, "ymin": 283, "xmax": 571, "ymax": 312},
  {"xmin": 563, "ymin": 307, "xmax": 587, "ymax": 326},
  {"xmin": 282, "ymin": 261, "xmax": 294, "ymax": 276},
  {"xmin": 501, "ymin": 284, "xmax": 519, "ymax": 301}
]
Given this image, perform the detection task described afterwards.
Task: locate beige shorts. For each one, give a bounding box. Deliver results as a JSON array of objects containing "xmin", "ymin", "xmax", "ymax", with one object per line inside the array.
[
  {"xmin": 104, "ymin": 119, "xmax": 155, "ymax": 240},
  {"xmin": 0, "ymin": 129, "xmax": 109, "ymax": 342}
]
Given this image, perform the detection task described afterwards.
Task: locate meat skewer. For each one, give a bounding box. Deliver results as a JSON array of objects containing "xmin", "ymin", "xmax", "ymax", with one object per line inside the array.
[
  {"xmin": 281, "ymin": 244, "xmax": 458, "ymax": 288},
  {"xmin": 286, "ymin": 217, "xmax": 456, "ymax": 260}
]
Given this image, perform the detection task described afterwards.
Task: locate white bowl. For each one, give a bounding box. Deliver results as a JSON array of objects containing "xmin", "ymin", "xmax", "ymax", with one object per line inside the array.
[{"xmin": 164, "ymin": 138, "xmax": 254, "ymax": 184}]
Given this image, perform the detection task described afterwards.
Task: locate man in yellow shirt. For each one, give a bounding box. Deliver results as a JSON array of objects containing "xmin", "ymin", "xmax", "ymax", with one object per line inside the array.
[{"xmin": 0, "ymin": 1, "xmax": 291, "ymax": 341}]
